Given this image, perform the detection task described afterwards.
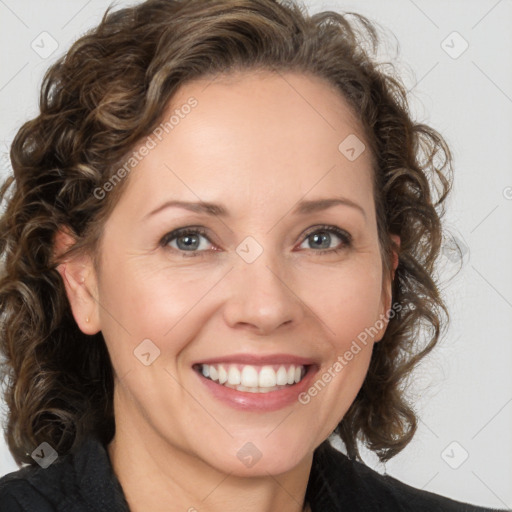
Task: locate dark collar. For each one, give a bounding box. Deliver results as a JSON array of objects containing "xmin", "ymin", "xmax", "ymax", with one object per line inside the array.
[{"xmin": 4, "ymin": 435, "xmax": 496, "ymax": 511}]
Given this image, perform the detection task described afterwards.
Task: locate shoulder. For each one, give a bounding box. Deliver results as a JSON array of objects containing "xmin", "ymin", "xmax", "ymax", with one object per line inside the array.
[
  {"xmin": 0, "ymin": 436, "xmax": 129, "ymax": 512},
  {"xmin": 310, "ymin": 440, "xmax": 506, "ymax": 512},
  {"xmin": 0, "ymin": 460, "xmax": 70, "ymax": 511}
]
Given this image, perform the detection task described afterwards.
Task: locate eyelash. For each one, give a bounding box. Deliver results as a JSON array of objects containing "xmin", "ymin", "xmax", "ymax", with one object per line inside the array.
[{"xmin": 159, "ymin": 224, "xmax": 352, "ymax": 258}]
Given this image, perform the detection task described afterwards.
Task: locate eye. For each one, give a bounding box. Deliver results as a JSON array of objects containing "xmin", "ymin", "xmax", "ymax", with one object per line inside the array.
[
  {"xmin": 159, "ymin": 224, "xmax": 352, "ymax": 258},
  {"xmin": 297, "ymin": 225, "xmax": 352, "ymax": 254},
  {"xmin": 160, "ymin": 226, "xmax": 214, "ymax": 257}
]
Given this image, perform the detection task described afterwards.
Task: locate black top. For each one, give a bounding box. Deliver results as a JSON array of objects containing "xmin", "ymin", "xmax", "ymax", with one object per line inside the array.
[{"xmin": 0, "ymin": 436, "xmax": 506, "ymax": 511}]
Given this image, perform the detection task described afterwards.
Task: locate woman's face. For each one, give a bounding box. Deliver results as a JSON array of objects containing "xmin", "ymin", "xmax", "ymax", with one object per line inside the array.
[{"xmin": 71, "ymin": 71, "xmax": 397, "ymax": 475}]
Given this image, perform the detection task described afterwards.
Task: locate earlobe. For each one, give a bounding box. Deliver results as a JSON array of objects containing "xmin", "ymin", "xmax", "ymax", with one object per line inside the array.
[{"xmin": 54, "ymin": 228, "xmax": 101, "ymax": 335}]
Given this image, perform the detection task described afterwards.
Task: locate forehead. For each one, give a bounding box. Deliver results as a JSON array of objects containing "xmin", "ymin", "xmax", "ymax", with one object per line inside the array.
[{"xmin": 116, "ymin": 71, "xmax": 375, "ymax": 221}]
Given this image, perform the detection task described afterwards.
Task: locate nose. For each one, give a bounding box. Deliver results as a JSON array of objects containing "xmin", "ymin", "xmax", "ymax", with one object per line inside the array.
[{"xmin": 222, "ymin": 253, "xmax": 305, "ymax": 335}]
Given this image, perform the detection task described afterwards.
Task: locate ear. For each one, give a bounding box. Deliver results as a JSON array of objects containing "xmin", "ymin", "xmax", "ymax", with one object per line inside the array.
[
  {"xmin": 390, "ymin": 233, "xmax": 400, "ymax": 281},
  {"xmin": 53, "ymin": 227, "xmax": 101, "ymax": 335},
  {"xmin": 375, "ymin": 233, "xmax": 401, "ymax": 342}
]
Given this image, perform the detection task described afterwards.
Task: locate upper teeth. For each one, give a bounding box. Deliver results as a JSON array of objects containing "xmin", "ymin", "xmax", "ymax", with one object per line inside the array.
[{"xmin": 200, "ymin": 363, "xmax": 305, "ymax": 388}]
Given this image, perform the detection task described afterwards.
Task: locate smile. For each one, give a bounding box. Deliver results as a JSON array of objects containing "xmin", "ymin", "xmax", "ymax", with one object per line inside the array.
[{"xmin": 194, "ymin": 363, "xmax": 307, "ymax": 393}]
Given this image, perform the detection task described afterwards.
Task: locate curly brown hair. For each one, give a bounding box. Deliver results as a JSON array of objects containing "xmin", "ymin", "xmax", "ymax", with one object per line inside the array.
[{"xmin": 0, "ymin": 0, "xmax": 456, "ymax": 466}]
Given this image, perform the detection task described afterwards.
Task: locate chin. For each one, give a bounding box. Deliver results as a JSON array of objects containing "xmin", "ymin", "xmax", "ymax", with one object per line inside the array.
[{"xmin": 196, "ymin": 430, "xmax": 314, "ymax": 477}]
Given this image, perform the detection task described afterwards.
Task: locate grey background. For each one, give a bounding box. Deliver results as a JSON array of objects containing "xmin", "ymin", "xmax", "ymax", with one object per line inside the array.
[{"xmin": 0, "ymin": 0, "xmax": 511, "ymax": 508}]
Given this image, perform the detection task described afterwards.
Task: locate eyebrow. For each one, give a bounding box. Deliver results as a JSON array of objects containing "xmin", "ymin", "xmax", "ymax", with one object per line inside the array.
[{"xmin": 144, "ymin": 197, "xmax": 366, "ymax": 221}]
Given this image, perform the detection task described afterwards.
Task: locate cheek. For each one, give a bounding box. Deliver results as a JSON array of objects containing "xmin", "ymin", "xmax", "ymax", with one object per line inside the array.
[
  {"xmin": 96, "ymin": 252, "xmax": 227, "ymax": 356},
  {"xmin": 299, "ymin": 259, "xmax": 384, "ymax": 339}
]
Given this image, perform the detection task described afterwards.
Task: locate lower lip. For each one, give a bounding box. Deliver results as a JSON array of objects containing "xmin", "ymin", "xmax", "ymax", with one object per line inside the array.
[{"xmin": 194, "ymin": 365, "xmax": 319, "ymax": 411}]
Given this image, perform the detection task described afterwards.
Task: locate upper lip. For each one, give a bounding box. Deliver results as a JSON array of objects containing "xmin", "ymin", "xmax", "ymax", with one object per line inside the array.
[{"xmin": 192, "ymin": 353, "xmax": 317, "ymax": 366}]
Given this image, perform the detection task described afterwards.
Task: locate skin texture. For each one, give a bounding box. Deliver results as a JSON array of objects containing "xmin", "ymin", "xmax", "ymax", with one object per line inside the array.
[{"xmin": 55, "ymin": 71, "xmax": 400, "ymax": 512}]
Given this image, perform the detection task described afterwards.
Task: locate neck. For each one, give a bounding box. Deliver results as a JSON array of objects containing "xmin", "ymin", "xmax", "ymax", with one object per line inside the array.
[{"xmin": 107, "ymin": 400, "xmax": 314, "ymax": 512}]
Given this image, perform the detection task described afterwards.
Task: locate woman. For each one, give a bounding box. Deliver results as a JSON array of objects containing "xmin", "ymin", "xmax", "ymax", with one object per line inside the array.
[{"xmin": 0, "ymin": 0, "xmax": 505, "ymax": 510}]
